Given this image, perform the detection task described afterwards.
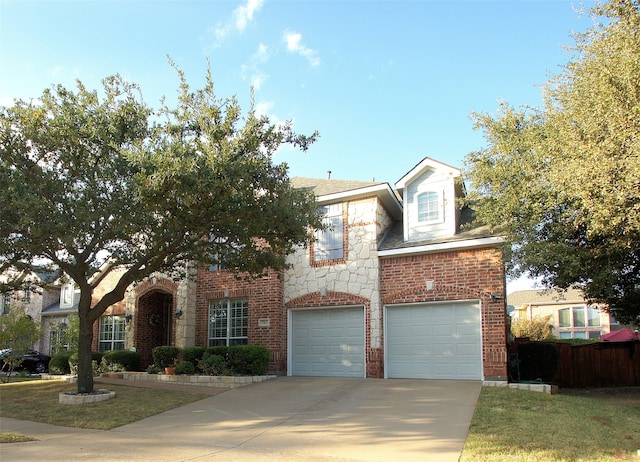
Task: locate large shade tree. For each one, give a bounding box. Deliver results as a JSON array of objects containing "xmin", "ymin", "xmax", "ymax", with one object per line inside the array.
[
  {"xmin": 0, "ymin": 65, "xmax": 323, "ymax": 393},
  {"xmin": 464, "ymin": 0, "xmax": 640, "ymax": 325}
]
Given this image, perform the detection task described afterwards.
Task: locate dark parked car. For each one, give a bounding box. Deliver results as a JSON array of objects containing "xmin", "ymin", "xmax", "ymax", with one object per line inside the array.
[{"xmin": 0, "ymin": 349, "xmax": 51, "ymax": 374}]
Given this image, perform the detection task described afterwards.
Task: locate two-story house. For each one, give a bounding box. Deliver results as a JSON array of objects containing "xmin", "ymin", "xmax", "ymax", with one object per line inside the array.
[
  {"xmin": 508, "ymin": 287, "xmax": 620, "ymax": 340},
  {"xmin": 122, "ymin": 157, "xmax": 508, "ymax": 381}
]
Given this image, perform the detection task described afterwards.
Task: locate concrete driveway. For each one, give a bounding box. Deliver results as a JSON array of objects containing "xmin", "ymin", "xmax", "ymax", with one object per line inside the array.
[{"xmin": 0, "ymin": 377, "xmax": 481, "ymax": 461}]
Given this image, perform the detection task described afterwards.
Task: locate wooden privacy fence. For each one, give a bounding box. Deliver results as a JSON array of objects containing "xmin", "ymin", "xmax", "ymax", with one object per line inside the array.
[{"xmin": 552, "ymin": 341, "xmax": 640, "ymax": 388}]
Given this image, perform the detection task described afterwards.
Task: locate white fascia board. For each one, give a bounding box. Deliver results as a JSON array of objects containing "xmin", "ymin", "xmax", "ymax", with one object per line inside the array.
[
  {"xmin": 395, "ymin": 157, "xmax": 461, "ymax": 191},
  {"xmin": 317, "ymin": 183, "xmax": 403, "ymax": 219},
  {"xmin": 378, "ymin": 236, "xmax": 506, "ymax": 257}
]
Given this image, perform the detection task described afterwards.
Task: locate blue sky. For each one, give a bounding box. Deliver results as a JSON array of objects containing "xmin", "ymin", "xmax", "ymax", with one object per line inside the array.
[{"xmin": 0, "ymin": 0, "xmax": 595, "ymax": 291}]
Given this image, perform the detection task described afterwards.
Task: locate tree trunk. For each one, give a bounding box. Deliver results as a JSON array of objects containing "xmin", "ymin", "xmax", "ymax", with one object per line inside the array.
[{"xmin": 76, "ymin": 312, "xmax": 95, "ymax": 394}]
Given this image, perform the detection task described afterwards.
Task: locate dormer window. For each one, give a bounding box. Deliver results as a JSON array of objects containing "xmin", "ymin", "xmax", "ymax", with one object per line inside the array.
[
  {"xmin": 417, "ymin": 191, "xmax": 442, "ymax": 223},
  {"xmin": 60, "ymin": 283, "xmax": 75, "ymax": 308}
]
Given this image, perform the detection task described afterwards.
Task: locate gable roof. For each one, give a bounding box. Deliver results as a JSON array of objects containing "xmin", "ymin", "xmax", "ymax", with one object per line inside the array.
[
  {"xmin": 395, "ymin": 157, "xmax": 461, "ymax": 192},
  {"xmin": 291, "ymin": 177, "xmax": 382, "ymax": 196},
  {"xmin": 291, "ymin": 177, "xmax": 403, "ymax": 219},
  {"xmin": 507, "ymin": 287, "xmax": 588, "ymax": 308}
]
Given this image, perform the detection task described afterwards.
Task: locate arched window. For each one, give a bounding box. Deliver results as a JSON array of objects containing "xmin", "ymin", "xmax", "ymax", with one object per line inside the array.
[{"xmin": 417, "ymin": 191, "xmax": 440, "ymax": 223}]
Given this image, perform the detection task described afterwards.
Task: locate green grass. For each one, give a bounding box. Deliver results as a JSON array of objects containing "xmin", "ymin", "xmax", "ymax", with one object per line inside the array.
[
  {"xmin": 460, "ymin": 387, "xmax": 640, "ymax": 462},
  {"xmin": 0, "ymin": 433, "xmax": 37, "ymax": 443},
  {"xmin": 2, "ymin": 379, "xmax": 639, "ymax": 460},
  {"xmin": 0, "ymin": 380, "xmax": 210, "ymax": 431}
]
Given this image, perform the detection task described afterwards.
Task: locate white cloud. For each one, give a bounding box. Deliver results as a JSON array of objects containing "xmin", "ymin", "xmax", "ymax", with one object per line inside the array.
[
  {"xmin": 233, "ymin": 0, "xmax": 264, "ymax": 31},
  {"xmin": 253, "ymin": 43, "xmax": 269, "ymax": 62},
  {"xmin": 255, "ymin": 100, "xmax": 275, "ymax": 119},
  {"xmin": 210, "ymin": 0, "xmax": 264, "ymax": 48},
  {"xmin": 283, "ymin": 30, "xmax": 320, "ymax": 67},
  {"xmin": 241, "ymin": 43, "xmax": 270, "ymax": 90}
]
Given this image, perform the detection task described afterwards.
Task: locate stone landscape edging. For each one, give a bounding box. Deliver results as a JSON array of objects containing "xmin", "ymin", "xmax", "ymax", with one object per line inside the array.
[{"xmin": 99, "ymin": 371, "xmax": 277, "ymax": 389}]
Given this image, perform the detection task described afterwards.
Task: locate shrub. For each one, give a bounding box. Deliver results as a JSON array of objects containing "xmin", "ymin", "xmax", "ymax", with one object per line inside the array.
[
  {"xmin": 146, "ymin": 363, "xmax": 161, "ymax": 374},
  {"xmin": 182, "ymin": 346, "xmax": 206, "ymax": 365},
  {"xmin": 175, "ymin": 361, "xmax": 196, "ymax": 375},
  {"xmin": 101, "ymin": 350, "xmax": 140, "ymax": 372},
  {"xmin": 199, "ymin": 354, "xmax": 229, "ymax": 376},
  {"xmin": 228, "ymin": 345, "xmax": 269, "ymax": 375},
  {"xmin": 48, "ymin": 351, "xmax": 74, "ymax": 375},
  {"xmin": 68, "ymin": 351, "xmax": 105, "ymax": 375},
  {"xmin": 205, "ymin": 346, "xmax": 229, "ymax": 360},
  {"xmin": 152, "ymin": 346, "xmax": 180, "ymax": 368},
  {"xmin": 91, "ymin": 351, "xmax": 105, "ymax": 365},
  {"xmin": 511, "ymin": 315, "xmax": 555, "ymax": 341},
  {"xmin": 516, "ymin": 341, "xmax": 560, "ymax": 383}
]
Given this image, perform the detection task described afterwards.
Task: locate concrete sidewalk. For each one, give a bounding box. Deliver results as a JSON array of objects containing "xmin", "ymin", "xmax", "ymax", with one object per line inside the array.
[{"xmin": 0, "ymin": 377, "xmax": 481, "ymax": 461}]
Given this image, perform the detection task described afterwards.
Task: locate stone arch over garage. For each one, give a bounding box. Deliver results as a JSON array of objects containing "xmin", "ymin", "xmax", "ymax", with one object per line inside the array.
[{"xmin": 133, "ymin": 277, "xmax": 179, "ymax": 369}]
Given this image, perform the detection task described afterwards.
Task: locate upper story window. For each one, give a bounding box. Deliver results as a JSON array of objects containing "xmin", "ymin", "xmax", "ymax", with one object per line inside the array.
[
  {"xmin": 208, "ymin": 236, "xmax": 228, "ymax": 272},
  {"xmin": 417, "ymin": 191, "xmax": 441, "ymax": 223},
  {"xmin": 60, "ymin": 283, "xmax": 75, "ymax": 308},
  {"xmin": 314, "ymin": 203, "xmax": 344, "ymax": 262}
]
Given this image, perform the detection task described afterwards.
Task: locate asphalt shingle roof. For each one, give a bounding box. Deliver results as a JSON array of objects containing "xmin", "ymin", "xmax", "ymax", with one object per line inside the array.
[
  {"xmin": 290, "ymin": 177, "xmax": 384, "ymax": 196},
  {"xmin": 377, "ymin": 206, "xmax": 496, "ymax": 251},
  {"xmin": 507, "ymin": 287, "xmax": 587, "ymax": 308}
]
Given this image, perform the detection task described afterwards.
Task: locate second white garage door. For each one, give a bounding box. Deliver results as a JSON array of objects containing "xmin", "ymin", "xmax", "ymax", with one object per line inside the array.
[
  {"xmin": 290, "ymin": 306, "xmax": 365, "ymax": 377},
  {"xmin": 385, "ymin": 301, "xmax": 482, "ymax": 380}
]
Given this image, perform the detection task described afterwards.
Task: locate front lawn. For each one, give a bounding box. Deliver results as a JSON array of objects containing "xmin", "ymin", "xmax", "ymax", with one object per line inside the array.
[
  {"xmin": 2, "ymin": 379, "xmax": 639, "ymax": 460},
  {"xmin": 0, "ymin": 380, "xmax": 210, "ymax": 430},
  {"xmin": 461, "ymin": 386, "xmax": 640, "ymax": 462}
]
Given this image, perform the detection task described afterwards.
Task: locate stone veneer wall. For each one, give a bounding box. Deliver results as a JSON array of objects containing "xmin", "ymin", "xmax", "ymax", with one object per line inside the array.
[
  {"xmin": 379, "ymin": 246, "xmax": 508, "ymax": 380},
  {"xmin": 195, "ymin": 268, "xmax": 286, "ymax": 373},
  {"xmin": 284, "ymin": 195, "xmax": 393, "ymax": 378}
]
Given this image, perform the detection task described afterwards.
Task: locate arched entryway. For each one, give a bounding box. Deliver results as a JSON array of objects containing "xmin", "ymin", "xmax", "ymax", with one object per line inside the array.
[{"xmin": 135, "ymin": 289, "xmax": 175, "ymax": 368}]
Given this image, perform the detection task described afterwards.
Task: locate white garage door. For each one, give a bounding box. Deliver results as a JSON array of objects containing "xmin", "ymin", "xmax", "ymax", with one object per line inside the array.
[
  {"xmin": 385, "ymin": 301, "xmax": 482, "ymax": 380},
  {"xmin": 290, "ymin": 307, "xmax": 365, "ymax": 377}
]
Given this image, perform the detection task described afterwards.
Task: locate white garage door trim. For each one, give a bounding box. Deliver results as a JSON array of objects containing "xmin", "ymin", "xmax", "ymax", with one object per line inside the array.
[
  {"xmin": 384, "ymin": 300, "xmax": 483, "ymax": 380},
  {"xmin": 288, "ymin": 305, "xmax": 366, "ymax": 378}
]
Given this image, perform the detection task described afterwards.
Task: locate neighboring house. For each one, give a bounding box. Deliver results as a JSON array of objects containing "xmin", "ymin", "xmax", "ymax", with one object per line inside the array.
[
  {"xmin": 122, "ymin": 156, "xmax": 508, "ymax": 381},
  {"xmin": 1, "ymin": 266, "xmax": 128, "ymax": 356},
  {"xmin": 40, "ymin": 282, "xmax": 79, "ymax": 355},
  {"xmin": 0, "ymin": 271, "xmax": 45, "ymax": 352},
  {"xmin": 3, "ymin": 157, "xmax": 510, "ymax": 381},
  {"xmin": 507, "ymin": 287, "xmax": 620, "ymax": 340}
]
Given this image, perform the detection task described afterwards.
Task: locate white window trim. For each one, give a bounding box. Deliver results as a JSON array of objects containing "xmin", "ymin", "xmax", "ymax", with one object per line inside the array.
[
  {"xmin": 416, "ymin": 190, "xmax": 444, "ymax": 224},
  {"xmin": 314, "ymin": 203, "xmax": 344, "ymax": 262},
  {"xmin": 208, "ymin": 299, "xmax": 249, "ymax": 347},
  {"xmin": 98, "ymin": 315, "xmax": 125, "ymax": 352},
  {"xmin": 60, "ymin": 284, "xmax": 75, "ymax": 308}
]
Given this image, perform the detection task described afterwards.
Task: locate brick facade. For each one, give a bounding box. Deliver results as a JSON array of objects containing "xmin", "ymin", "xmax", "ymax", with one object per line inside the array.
[
  {"xmin": 79, "ymin": 161, "xmax": 509, "ymax": 382},
  {"xmin": 379, "ymin": 247, "xmax": 508, "ymax": 380},
  {"xmin": 195, "ymin": 267, "xmax": 285, "ymax": 372}
]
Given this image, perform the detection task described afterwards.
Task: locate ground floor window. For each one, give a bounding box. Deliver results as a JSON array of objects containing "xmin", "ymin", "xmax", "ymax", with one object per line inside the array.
[
  {"xmin": 50, "ymin": 327, "xmax": 71, "ymax": 354},
  {"xmin": 557, "ymin": 305, "xmax": 602, "ymax": 339},
  {"xmin": 208, "ymin": 299, "xmax": 248, "ymax": 346},
  {"xmin": 98, "ymin": 315, "xmax": 125, "ymax": 352}
]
